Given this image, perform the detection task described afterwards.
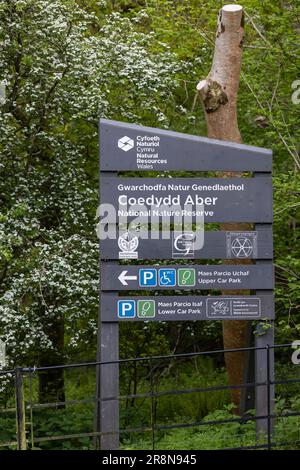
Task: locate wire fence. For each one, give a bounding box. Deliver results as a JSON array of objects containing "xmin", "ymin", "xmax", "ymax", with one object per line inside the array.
[{"xmin": 0, "ymin": 343, "xmax": 300, "ymax": 450}]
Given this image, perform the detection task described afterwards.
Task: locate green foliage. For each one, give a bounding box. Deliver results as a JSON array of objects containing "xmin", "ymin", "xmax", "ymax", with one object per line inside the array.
[
  {"xmin": 273, "ymin": 173, "xmax": 300, "ymax": 341},
  {"xmin": 31, "ymin": 407, "xmax": 95, "ymax": 450},
  {"xmin": 0, "ymin": 0, "xmax": 300, "ymax": 450},
  {"xmin": 120, "ymin": 356, "xmax": 229, "ymax": 435},
  {"xmin": 1, "ymin": 0, "xmax": 299, "ymax": 372},
  {"xmin": 0, "ymin": 0, "xmax": 183, "ymax": 376},
  {"xmin": 0, "ymin": 360, "xmax": 300, "ymax": 450},
  {"xmin": 124, "ymin": 403, "xmax": 300, "ymax": 450},
  {"xmin": 154, "ymin": 357, "xmax": 229, "ymax": 424},
  {"xmin": 0, "ymin": 415, "xmax": 16, "ymax": 449}
]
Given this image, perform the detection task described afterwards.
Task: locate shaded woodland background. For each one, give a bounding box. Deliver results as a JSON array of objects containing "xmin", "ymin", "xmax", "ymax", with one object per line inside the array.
[{"xmin": 0, "ymin": 0, "xmax": 299, "ymax": 419}]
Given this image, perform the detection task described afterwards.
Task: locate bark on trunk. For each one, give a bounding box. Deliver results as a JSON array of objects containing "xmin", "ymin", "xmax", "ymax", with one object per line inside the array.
[{"xmin": 197, "ymin": 4, "xmax": 251, "ymax": 412}]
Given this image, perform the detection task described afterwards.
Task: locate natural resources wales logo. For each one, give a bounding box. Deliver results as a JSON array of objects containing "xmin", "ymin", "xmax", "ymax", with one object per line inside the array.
[{"xmin": 118, "ymin": 136, "xmax": 134, "ymax": 152}]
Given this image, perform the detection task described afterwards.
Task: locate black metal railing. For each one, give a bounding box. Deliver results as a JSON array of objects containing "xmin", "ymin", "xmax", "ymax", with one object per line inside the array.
[{"xmin": 0, "ymin": 343, "xmax": 299, "ymax": 451}]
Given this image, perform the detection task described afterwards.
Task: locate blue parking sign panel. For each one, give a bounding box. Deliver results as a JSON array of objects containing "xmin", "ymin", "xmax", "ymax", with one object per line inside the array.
[
  {"xmin": 139, "ymin": 269, "xmax": 157, "ymax": 287},
  {"xmin": 159, "ymin": 269, "xmax": 176, "ymax": 287},
  {"xmin": 118, "ymin": 300, "xmax": 136, "ymax": 318}
]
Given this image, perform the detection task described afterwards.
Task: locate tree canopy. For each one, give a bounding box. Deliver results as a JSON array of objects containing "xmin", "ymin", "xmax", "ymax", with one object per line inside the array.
[{"xmin": 0, "ymin": 0, "xmax": 299, "ymax": 390}]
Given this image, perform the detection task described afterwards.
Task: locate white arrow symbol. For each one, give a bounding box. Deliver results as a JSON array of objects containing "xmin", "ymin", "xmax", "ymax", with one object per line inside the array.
[{"xmin": 118, "ymin": 270, "xmax": 137, "ymax": 286}]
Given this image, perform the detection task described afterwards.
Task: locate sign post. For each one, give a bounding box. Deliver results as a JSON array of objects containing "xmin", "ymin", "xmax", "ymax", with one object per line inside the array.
[
  {"xmin": 96, "ymin": 119, "xmax": 274, "ymax": 449},
  {"xmin": 95, "ymin": 169, "xmax": 120, "ymax": 449}
]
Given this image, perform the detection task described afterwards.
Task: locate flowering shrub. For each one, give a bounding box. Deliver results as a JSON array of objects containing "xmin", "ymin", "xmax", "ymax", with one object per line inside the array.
[{"xmin": 0, "ymin": 0, "xmax": 183, "ymax": 382}]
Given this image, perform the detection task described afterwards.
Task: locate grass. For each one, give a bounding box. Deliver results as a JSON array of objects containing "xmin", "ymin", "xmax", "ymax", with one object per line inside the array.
[
  {"xmin": 0, "ymin": 358, "xmax": 300, "ymax": 450},
  {"xmin": 123, "ymin": 408, "xmax": 300, "ymax": 450}
]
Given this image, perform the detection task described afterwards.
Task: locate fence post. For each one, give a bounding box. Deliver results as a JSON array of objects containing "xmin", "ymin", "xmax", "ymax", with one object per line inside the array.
[
  {"xmin": 255, "ymin": 324, "xmax": 275, "ymax": 440},
  {"xmin": 99, "ymin": 317, "xmax": 119, "ymax": 450},
  {"xmin": 267, "ymin": 345, "xmax": 272, "ymax": 450},
  {"xmin": 149, "ymin": 359, "xmax": 155, "ymax": 451},
  {"xmin": 15, "ymin": 367, "xmax": 27, "ymax": 450},
  {"xmin": 240, "ymin": 322, "xmax": 255, "ymax": 415}
]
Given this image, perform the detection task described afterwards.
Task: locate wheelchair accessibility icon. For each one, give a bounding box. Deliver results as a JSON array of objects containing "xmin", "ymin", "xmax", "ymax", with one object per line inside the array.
[{"xmin": 158, "ymin": 269, "xmax": 176, "ymax": 287}]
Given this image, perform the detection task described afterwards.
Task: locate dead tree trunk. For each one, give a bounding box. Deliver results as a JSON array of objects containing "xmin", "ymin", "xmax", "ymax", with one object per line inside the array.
[{"xmin": 197, "ymin": 4, "xmax": 251, "ymax": 412}]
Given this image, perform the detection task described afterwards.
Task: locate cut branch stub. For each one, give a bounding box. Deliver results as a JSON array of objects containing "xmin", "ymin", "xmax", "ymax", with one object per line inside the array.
[{"xmin": 197, "ymin": 79, "xmax": 228, "ymax": 113}]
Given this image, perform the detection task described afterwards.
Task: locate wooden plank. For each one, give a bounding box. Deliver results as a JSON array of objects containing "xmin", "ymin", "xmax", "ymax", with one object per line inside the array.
[
  {"xmin": 101, "ymin": 264, "xmax": 275, "ymax": 291},
  {"xmin": 96, "ymin": 169, "xmax": 119, "ymax": 450},
  {"xmin": 100, "ymin": 177, "xmax": 273, "ymax": 223},
  {"xmin": 99, "ymin": 229, "xmax": 273, "ymax": 260},
  {"xmin": 100, "ymin": 119, "xmax": 272, "ymax": 172},
  {"xmin": 254, "ymin": 203, "xmax": 275, "ymax": 438},
  {"xmin": 101, "ymin": 294, "xmax": 275, "ymax": 322}
]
